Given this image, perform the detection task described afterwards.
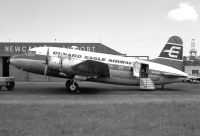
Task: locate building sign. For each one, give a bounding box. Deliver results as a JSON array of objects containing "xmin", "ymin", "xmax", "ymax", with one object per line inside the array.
[
  {"xmin": 4, "ymin": 45, "xmax": 33, "ymax": 53},
  {"xmin": 4, "ymin": 45, "xmax": 96, "ymax": 53},
  {"xmin": 0, "ymin": 43, "xmax": 97, "ymax": 56}
]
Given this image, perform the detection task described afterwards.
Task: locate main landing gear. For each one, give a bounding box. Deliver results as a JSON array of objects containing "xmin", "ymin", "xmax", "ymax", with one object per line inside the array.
[{"xmin": 65, "ymin": 80, "xmax": 80, "ymax": 93}]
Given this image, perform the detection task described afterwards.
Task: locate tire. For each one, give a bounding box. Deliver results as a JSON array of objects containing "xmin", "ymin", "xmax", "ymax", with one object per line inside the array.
[
  {"xmin": 6, "ymin": 82, "xmax": 15, "ymax": 91},
  {"xmin": 66, "ymin": 82, "xmax": 80, "ymax": 93},
  {"xmin": 6, "ymin": 86, "xmax": 14, "ymax": 91}
]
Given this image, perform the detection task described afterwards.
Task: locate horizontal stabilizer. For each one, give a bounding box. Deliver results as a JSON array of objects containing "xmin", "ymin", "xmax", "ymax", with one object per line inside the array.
[{"xmin": 161, "ymin": 72, "xmax": 187, "ymax": 78}]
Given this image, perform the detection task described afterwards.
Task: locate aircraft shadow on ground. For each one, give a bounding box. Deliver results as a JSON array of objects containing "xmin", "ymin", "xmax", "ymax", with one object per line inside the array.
[
  {"xmin": 6, "ymin": 83, "xmax": 192, "ymax": 96},
  {"xmin": 12, "ymin": 86, "xmax": 145, "ymax": 95},
  {"xmin": 79, "ymin": 85, "xmax": 191, "ymax": 95}
]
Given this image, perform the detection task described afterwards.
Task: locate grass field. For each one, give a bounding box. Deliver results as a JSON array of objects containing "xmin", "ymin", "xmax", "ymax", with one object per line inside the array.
[
  {"xmin": 0, "ymin": 82, "xmax": 200, "ymax": 136},
  {"xmin": 0, "ymin": 101, "xmax": 200, "ymax": 136}
]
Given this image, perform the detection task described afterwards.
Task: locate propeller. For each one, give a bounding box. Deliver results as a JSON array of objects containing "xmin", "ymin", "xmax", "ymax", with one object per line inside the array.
[{"xmin": 44, "ymin": 47, "xmax": 50, "ymax": 76}]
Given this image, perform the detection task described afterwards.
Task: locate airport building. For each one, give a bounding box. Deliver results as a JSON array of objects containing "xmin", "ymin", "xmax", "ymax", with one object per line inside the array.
[
  {"xmin": 0, "ymin": 42, "xmax": 122, "ymax": 81},
  {"xmin": 183, "ymin": 39, "xmax": 200, "ymax": 76},
  {"xmin": 184, "ymin": 56, "xmax": 200, "ymax": 76}
]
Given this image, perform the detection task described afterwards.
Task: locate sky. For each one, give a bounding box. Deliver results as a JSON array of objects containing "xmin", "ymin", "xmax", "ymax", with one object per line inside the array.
[{"xmin": 0, "ymin": 0, "xmax": 200, "ymax": 58}]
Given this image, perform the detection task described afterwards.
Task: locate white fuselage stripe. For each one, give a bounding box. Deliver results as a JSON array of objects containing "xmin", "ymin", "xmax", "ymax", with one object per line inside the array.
[{"xmin": 30, "ymin": 47, "xmax": 188, "ymax": 77}]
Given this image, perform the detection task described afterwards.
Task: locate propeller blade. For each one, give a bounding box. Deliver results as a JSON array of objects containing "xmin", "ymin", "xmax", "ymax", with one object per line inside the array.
[
  {"xmin": 46, "ymin": 47, "xmax": 50, "ymax": 64},
  {"xmin": 44, "ymin": 64, "xmax": 48, "ymax": 76},
  {"xmin": 44, "ymin": 47, "xmax": 50, "ymax": 76}
]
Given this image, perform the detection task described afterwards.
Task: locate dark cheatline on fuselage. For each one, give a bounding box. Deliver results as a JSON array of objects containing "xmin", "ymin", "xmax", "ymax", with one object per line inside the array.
[{"xmin": 9, "ymin": 36, "xmax": 188, "ymax": 91}]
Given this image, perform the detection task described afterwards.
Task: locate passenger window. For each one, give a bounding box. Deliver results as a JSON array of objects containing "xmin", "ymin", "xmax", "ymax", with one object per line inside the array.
[{"xmin": 27, "ymin": 51, "xmax": 36, "ymax": 56}]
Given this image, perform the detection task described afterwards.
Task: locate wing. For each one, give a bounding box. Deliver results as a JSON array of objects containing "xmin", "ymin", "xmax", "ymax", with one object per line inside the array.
[{"xmin": 71, "ymin": 60, "xmax": 110, "ymax": 77}]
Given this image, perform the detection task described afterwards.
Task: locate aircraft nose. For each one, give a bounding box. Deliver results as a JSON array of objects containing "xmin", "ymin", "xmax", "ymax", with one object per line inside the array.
[
  {"xmin": 9, "ymin": 55, "xmax": 25, "ymax": 69},
  {"xmin": 10, "ymin": 56, "xmax": 19, "ymax": 67},
  {"xmin": 10, "ymin": 56, "xmax": 16, "ymax": 65}
]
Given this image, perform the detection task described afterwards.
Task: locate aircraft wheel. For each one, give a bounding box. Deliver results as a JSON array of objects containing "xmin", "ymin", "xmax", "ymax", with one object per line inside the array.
[
  {"xmin": 66, "ymin": 80, "xmax": 80, "ymax": 93},
  {"xmin": 69, "ymin": 82, "xmax": 80, "ymax": 93}
]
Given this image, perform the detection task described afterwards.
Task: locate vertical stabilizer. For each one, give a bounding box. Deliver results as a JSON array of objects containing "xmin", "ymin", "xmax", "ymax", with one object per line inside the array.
[{"xmin": 151, "ymin": 36, "xmax": 184, "ymax": 71}]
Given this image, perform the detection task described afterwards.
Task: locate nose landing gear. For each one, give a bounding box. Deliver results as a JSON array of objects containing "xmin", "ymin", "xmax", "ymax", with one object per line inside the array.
[{"xmin": 65, "ymin": 80, "xmax": 80, "ymax": 93}]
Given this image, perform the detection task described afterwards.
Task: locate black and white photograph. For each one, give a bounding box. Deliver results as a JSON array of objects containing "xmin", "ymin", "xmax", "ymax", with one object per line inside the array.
[{"xmin": 0, "ymin": 0, "xmax": 200, "ymax": 135}]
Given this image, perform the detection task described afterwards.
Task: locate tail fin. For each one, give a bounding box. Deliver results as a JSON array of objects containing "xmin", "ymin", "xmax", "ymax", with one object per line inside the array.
[{"xmin": 151, "ymin": 36, "xmax": 184, "ymax": 71}]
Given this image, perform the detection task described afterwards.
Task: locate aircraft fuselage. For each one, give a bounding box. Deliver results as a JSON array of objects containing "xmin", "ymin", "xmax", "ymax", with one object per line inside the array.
[{"xmin": 10, "ymin": 47, "xmax": 187, "ymax": 86}]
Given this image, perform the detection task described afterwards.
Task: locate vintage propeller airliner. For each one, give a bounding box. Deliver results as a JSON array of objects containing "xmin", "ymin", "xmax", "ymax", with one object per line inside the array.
[{"xmin": 10, "ymin": 36, "xmax": 188, "ymax": 93}]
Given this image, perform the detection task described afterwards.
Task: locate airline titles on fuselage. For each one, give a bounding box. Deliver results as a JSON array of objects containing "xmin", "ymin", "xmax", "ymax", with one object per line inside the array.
[
  {"xmin": 53, "ymin": 51, "xmax": 133, "ymax": 65},
  {"xmin": 53, "ymin": 51, "xmax": 82, "ymax": 58}
]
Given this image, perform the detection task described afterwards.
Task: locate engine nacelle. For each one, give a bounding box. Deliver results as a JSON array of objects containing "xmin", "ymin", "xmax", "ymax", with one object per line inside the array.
[
  {"xmin": 47, "ymin": 57, "xmax": 82, "ymax": 74},
  {"xmin": 48, "ymin": 57, "xmax": 62, "ymax": 71},
  {"xmin": 62, "ymin": 58, "xmax": 82, "ymax": 74}
]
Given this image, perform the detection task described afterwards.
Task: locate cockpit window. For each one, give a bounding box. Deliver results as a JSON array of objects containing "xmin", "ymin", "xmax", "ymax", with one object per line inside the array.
[{"xmin": 27, "ymin": 51, "xmax": 36, "ymax": 56}]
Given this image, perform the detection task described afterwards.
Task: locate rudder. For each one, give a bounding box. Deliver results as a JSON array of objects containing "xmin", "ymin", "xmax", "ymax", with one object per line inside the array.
[{"xmin": 151, "ymin": 36, "xmax": 184, "ymax": 71}]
